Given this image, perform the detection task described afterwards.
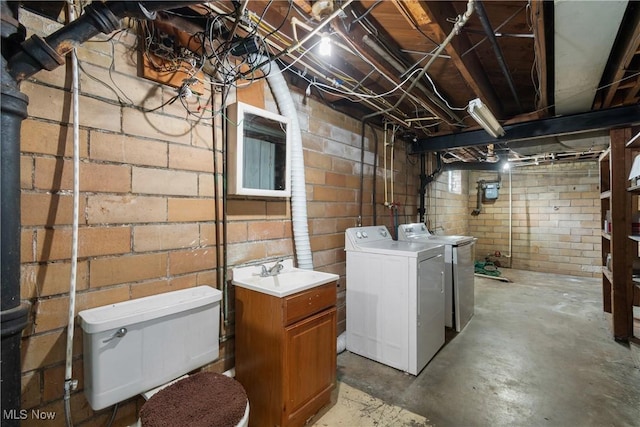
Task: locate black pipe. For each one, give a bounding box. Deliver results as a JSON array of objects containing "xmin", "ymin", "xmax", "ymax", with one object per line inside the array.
[
  {"xmin": 1, "ymin": 2, "xmax": 205, "ymax": 423},
  {"xmin": 418, "ymin": 152, "xmax": 443, "ymax": 221},
  {"xmin": 8, "ymin": 1, "xmax": 204, "ymax": 82},
  {"xmin": 442, "ymin": 161, "xmax": 503, "ymax": 171},
  {"xmin": 372, "ymin": 122, "xmax": 379, "ymax": 226},
  {"xmin": 359, "ymin": 119, "xmax": 366, "ymax": 225},
  {"xmin": 472, "ymin": 180, "xmax": 484, "ymax": 216},
  {"xmin": 475, "ymin": 0, "xmax": 522, "ymax": 113},
  {"xmin": 1, "ymin": 1, "xmax": 31, "ymax": 424},
  {"xmin": 418, "ymin": 153, "xmax": 426, "ymax": 222}
]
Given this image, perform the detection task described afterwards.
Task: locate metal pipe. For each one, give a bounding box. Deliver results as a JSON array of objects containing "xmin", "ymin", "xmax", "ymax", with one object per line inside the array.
[
  {"xmin": 361, "ymin": 0, "xmax": 475, "ymax": 124},
  {"xmin": 475, "ymin": 0, "xmax": 522, "ymax": 113},
  {"xmin": 239, "ymin": 0, "xmax": 354, "ymax": 78},
  {"xmin": 419, "ymin": 153, "xmax": 426, "ymax": 222},
  {"xmin": 1, "ymin": 1, "xmax": 31, "ymax": 423},
  {"xmin": 0, "ymin": 2, "xmax": 204, "ymax": 422},
  {"xmin": 362, "ymin": 35, "xmax": 460, "ymax": 124},
  {"xmin": 64, "ymin": 4, "xmax": 81, "ymax": 426},
  {"xmin": 8, "ymin": 1, "xmax": 204, "ymax": 81},
  {"xmin": 442, "ymin": 161, "xmax": 503, "ymax": 171}
]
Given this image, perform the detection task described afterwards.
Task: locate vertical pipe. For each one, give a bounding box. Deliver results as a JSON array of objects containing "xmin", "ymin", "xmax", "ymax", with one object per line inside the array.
[
  {"xmin": 1, "ymin": 2, "xmax": 31, "ymax": 424},
  {"xmin": 508, "ymin": 166, "xmax": 513, "ymax": 267},
  {"xmin": 419, "ymin": 153, "xmax": 426, "ymax": 222},
  {"xmin": 64, "ymin": 3, "xmax": 80, "ymax": 426}
]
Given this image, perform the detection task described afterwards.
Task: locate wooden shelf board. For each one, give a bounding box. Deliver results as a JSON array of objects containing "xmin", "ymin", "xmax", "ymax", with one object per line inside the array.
[
  {"xmin": 600, "ymin": 190, "xmax": 612, "ymax": 199},
  {"xmin": 602, "ymin": 230, "xmax": 611, "ymax": 240},
  {"xmin": 630, "ymin": 235, "xmax": 640, "ymax": 242},
  {"xmin": 603, "ymin": 267, "xmax": 613, "ymax": 283},
  {"xmin": 625, "ymin": 131, "xmax": 640, "ymax": 148},
  {"xmin": 627, "ymin": 184, "xmax": 640, "ymax": 193}
]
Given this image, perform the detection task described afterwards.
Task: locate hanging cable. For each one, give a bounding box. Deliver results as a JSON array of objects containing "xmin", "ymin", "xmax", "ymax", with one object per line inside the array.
[{"xmin": 63, "ymin": 3, "xmax": 80, "ymax": 426}]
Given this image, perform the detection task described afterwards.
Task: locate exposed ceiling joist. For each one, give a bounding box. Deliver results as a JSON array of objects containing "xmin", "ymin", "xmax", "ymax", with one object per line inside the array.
[
  {"xmin": 598, "ymin": 1, "xmax": 640, "ymax": 108},
  {"xmin": 419, "ymin": 0, "xmax": 503, "ymax": 118},
  {"xmin": 531, "ymin": 0, "xmax": 550, "ymax": 113}
]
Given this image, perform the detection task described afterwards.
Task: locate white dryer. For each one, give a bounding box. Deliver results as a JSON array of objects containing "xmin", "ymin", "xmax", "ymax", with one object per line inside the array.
[
  {"xmin": 345, "ymin": 226, "xmax": 445, "ymax": 375},
  {"xmin": 398, "ymin": 223, "xmax": 476, "ymax": 332}
]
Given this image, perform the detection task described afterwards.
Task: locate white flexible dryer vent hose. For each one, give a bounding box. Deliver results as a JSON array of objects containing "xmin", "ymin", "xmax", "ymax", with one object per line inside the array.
[{"xmin": 253, "ymin": 55, "xmax": 313, "ymax": 269}]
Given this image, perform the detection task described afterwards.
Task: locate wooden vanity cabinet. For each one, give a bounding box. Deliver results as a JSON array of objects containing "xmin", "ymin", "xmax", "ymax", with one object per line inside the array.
[{"xmin": 235, "ymin": 282, "xmax": 337, "ymax": 427}]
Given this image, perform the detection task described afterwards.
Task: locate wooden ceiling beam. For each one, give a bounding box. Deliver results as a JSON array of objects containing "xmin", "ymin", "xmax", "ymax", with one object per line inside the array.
[
  {"xmin": 419, "ymin": 0, "xmax": 503, "ymax": 118},
  {"xmin": 599, "ymin": 2, "xmax": 640, "ymax": 108},
  {"xmin": 391, "ymin": 0, "xmax": 432, "ymax": 28},
  {"xmin": 530, "ymin": 0, "xmax": 549, "ymax": 114},
  {"xmin": 623, "ymin": 76, "xmax": 640, "ymax": 104},
  {"xmin": 330, "ymin": 14, "xmax": 458, "ymax": 125}
]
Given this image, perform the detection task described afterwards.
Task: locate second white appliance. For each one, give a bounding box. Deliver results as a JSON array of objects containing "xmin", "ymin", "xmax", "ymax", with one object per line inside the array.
[
  {"xmin": 398, "ymin": 223, "xmax": 476, "ymax": 332},
  {"xmin": 345, "ymin": 226, "xmax": 445, "ymax": 375}
]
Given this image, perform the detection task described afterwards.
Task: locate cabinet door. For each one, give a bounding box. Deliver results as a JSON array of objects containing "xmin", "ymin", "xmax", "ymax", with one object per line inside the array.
[{"xmin": 284, "ymin": 308, "xmax": 336, "ymax": 425}]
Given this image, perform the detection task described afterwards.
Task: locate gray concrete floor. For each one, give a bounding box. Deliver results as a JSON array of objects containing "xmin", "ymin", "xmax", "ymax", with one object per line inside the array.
[{"xmin": 337, "ymin": 269, "xmax": 640, "ymax": 427}]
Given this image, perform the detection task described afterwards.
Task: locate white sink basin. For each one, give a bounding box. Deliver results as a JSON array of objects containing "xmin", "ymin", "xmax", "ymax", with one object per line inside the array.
[{"xmin": 232, "ymin": 259, "xmax": 338, "ymax": 297}]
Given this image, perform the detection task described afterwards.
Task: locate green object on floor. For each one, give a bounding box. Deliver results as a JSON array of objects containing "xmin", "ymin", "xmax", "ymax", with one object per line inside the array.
[{"xmin": 475, "ymin": 260, "xmax": 501, "ymax": 277}]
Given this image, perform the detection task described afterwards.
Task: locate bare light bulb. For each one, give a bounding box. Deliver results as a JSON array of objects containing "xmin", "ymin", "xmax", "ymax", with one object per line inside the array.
[{"xmin": 319, "ymin": 35, "xmax": 331, "ymax": 56}]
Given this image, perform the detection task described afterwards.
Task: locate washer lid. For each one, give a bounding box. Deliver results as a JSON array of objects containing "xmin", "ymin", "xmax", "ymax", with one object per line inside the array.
[
  {"xmin": 348, "ymin": 239, "xmax": 444, "ymax": 257},
  {"xmin": 398, "ymin": 223, "xmax": 474, "ymax": 246},
  {"xmin": 425, "ymin": 235, "xmax": 475, "ymax": 246}
]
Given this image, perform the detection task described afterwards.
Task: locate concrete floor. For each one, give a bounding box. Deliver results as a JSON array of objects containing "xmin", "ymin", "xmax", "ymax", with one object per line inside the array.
[{"xmin": 336, "ymin": 269, "xmax": 640, "ymax": 427}]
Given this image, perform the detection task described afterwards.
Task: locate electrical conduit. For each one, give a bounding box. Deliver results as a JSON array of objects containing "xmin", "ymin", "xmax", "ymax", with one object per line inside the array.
[
  {"xmin": 252, "ymin": 55, "xmax": 313, "ymax": 269},
  {"xmin": 64, "ymin": 3, "xmax": 80, "ymax": 426},
  {"xmin": 362, "ymin": 0, "xmax": 475, "ymax": 125}
]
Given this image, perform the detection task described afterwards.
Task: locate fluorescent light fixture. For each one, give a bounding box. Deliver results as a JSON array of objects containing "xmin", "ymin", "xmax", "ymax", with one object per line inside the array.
[
  {"xmin": 467, "ymin": 98, "xmax": 505, "ymax": 138},
  {"xmin": 319, "ymin": 34, "xmax": 331, "ymax": 56}
]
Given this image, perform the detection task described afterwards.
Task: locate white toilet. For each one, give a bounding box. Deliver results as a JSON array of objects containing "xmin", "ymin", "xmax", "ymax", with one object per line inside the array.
[{"xmin": 78, "ymin": 286, "xmax": 249, "ymax": 427}]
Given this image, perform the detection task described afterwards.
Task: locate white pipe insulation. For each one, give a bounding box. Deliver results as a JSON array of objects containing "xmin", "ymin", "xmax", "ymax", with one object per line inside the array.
[
  {"xmin": 253, "ymin": 55, "xmax": 313, "ymax": 269},
  {"xmin": 64, "ymin": 3, "xmax": 80, "ymax": 427}
]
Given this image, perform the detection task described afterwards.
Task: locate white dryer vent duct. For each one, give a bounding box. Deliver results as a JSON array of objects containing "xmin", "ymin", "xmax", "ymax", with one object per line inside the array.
[{"xmin": 252, "ymin": 55, "xmax": 313, "ymax": 269}]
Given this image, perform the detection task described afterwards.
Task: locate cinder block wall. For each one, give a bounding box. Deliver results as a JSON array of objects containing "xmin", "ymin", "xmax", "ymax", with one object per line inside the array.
[
  {"xmin": 425, "ymin": 169, "xmax": 471, "ymax": 236},
  {"xmin": 16, "ymin": 9, "xmax": 422, "ymax": 425},
  {"xmin": 468, "ymin": 162, "xmax": 601, "ymax": 277}
]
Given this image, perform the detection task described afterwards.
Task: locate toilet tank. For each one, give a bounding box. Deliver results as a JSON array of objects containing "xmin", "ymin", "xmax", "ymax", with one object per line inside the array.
[{"xmin": 78, "ymin": 286, "xmax": 222, "ymax": 410}]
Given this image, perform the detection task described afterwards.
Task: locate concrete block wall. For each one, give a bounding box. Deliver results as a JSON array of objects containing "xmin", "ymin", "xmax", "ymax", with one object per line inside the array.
[
  {"xmin": 425, "ymin": 169, "xmax": 471, "ymax": 236},
  {"xmin": 15, "ymin": 9, "xmax": 423, "ymax": 426},
  {"xmin": 468, "ymin": 161, "xmax": 601, "ymax": 277},
  {"xmin": 17, "ymin": 10, "xmax": 225, "ymax": 426}
]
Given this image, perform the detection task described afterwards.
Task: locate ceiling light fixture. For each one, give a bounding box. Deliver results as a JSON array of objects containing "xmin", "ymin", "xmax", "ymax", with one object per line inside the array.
[
  {"xmin": 467, "ymin": 98, "xmax": 505, "ymax": 138},
  {"xmin": 319, "ymin": 34, "xmax": 331, "ymax": 56}
]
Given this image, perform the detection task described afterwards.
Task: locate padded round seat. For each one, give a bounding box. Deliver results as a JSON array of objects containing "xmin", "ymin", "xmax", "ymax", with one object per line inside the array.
[{"xmin": 140, "ymin": 372, "xmax": 248, "ymax": 427}]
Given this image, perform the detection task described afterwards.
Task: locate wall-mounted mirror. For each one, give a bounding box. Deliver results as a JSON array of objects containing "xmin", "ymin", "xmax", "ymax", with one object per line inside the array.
[{"xmin": 227, "ymin": 102, "xmax": 291, "ymax": 197}]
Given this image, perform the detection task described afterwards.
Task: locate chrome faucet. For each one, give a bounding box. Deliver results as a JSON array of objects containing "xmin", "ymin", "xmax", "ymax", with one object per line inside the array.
[{"xmin": 260, "ymin": 259, "xmax": 284, "ymax": 277}]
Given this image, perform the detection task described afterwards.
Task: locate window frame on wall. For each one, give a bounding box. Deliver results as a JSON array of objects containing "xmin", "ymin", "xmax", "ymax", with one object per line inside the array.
[{"xmin": 448, "ymin": 170, "xmax": 462, "ymax": 194}]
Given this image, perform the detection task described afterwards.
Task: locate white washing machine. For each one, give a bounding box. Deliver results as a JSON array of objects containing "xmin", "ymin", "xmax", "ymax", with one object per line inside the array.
[
  {"xmin": 398, "ymin": 223, "xmax": 476, "ymax": 332},
  {"xmin": 345, "ymin": 226, "xmax": 445, "ymax": 375}
]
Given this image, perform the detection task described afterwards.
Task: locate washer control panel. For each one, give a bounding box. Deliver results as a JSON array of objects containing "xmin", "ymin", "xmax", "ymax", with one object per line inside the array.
[
  {"xmin": 345, "ymin": 226, "xmax": 392, "ymax": 250},
  {"xmin": 398, "ymin": 223, "xmax": 430, "ymax": 241}
]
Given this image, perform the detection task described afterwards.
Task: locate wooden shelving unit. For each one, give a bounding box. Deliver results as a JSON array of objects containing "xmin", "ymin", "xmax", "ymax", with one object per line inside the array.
[
  {"xmin": 600, "ymin": 127, "xmax": 640, "ymax": 343},
  {"xmin": 626, "ymin": 129, "xmax": 640, "ymax": 345}
]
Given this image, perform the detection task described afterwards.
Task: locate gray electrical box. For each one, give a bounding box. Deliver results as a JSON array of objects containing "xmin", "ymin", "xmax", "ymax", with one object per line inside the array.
[{"xmin": 483, "ymin": 182, "xmax": 500, "ymax": 200}]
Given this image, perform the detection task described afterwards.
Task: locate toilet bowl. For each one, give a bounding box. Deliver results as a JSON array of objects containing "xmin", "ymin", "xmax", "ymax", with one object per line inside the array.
[{"xmin": 78, "ymin": 286, "xmax": 248, "ymax": 425}]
